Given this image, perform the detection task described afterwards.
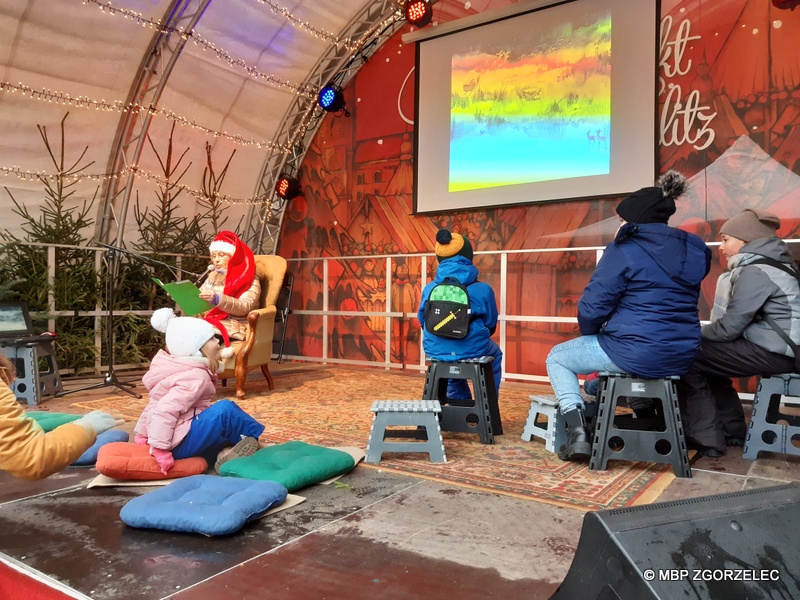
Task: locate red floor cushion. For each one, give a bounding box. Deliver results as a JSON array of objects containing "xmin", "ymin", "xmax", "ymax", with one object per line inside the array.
[{"xmin": 96, "ymin": 442, "xmax": 207, "ymax": 480}]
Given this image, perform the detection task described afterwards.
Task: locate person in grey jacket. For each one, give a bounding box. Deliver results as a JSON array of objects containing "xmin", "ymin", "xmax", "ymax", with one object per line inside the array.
[{"xmin": 677, "ymin": 209, "xmax": 800, "ymax": 457}]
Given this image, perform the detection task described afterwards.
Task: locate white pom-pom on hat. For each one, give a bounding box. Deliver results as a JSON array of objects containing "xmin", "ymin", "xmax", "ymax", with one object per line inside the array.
[
  {"xmin": 151, "ymin": 307, "xmax": 176, "ymax": 333},
  {"xmin": 220, "ymin": 346, "xmax": 235, "ymax": 359}
]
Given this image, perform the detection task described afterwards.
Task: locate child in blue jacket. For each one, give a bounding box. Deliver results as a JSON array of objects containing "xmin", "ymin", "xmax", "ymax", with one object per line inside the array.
[
  {"xmin": 546, "ymin": 171, "xmax": 712, "ymax": 461},
  {"xmin": 417, "ymin": 229, "xmax": 502, "ymax": 399}
]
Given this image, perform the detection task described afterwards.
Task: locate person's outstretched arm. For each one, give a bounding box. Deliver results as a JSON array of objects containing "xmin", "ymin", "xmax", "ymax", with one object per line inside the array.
[{"xmin": 0, "ymin": 384, "xmax": 118, "ymax": 480}]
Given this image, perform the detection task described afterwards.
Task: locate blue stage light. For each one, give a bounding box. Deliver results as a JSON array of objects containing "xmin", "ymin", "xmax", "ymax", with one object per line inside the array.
[{"xmin": 318, "ymin": 85, "xmax": 345, "ymax": 113}]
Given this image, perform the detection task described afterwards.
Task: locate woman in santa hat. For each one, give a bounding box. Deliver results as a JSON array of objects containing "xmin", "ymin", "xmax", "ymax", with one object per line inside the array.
[{"xmin": 198, "ymin": 230, "xmax": 261, "ymax": 346}]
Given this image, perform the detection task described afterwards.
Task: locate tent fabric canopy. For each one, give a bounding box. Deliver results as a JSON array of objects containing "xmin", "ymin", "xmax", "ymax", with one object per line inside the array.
[{"xmin": 0, "ymin": 0, "xmax": 384, "ymax": 247}]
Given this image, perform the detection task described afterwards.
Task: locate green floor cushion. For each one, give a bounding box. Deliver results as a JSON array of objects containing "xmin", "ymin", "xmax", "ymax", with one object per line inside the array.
[
  {"xmin": 96, "ymin": 442, "xmax": 208, "ymax": 480},
  {"xmin": 219, "ymin": 441, "xmax": 356, "ymax": 492},
  {"xmin": 120, "ymin": 475, "xmax": 288, "ymax": 536},
  {"xmin": 73, "ymin": 429, "xmax": 130, "ymax": 466},
  {"xmin": 26, "ymin": 411, "xmax": 82, "ymax": 432}
]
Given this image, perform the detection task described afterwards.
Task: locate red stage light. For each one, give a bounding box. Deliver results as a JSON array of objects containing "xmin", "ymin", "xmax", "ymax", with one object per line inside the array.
[
  {"xmin": 405, "ymin": 0, "xmax": 433, "ymax": 27},
  {"xmin": 275, "ymin": 175, "xmax": 301, "ymax": 200}
]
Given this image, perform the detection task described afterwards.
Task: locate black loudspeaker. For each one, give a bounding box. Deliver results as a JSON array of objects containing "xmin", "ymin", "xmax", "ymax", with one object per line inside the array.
[{"xmin": 551, "ymin": 483, "xmax": 800, "ymax": 600}]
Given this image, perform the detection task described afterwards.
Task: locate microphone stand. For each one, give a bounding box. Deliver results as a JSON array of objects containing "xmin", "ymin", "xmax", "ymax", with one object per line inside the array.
[
  {"xmin": 56, "ymin": 244, "xmax": 143, "ymax": 398},
  {"xmin": 56, "ymin": 243, "xmax": 206, "ymax": 399},
  {"xmin": 96, "ymin": 242, "xmax": 203, "ymax": 281}
]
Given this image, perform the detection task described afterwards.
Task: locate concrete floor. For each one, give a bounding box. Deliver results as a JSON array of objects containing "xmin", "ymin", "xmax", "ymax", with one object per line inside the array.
[{"xmin": 1, "ymin": 366, "xmax": 799, "ymax": 600}]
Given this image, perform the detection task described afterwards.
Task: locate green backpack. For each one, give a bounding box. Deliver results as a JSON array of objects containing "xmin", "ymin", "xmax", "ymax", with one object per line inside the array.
[{"xmin": 424, "ymin": 278, "xmax": 474, "ymax": 339}]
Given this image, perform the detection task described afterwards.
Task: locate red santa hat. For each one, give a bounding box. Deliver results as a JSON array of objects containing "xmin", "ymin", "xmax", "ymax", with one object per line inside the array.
[
  {"xmin": 209, "ymin": 231, "xmax": 256, "ymax": 300},
  {"xmin": 209, "ymin": 231, "xmax": 238, "ymax": 257},
  {"xmin": 203, "ymin": 231, "xmax": 256, "ymax": 349}
]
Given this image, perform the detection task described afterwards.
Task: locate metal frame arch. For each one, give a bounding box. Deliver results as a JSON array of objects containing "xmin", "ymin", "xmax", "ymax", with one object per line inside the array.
[
  {"xmin": 243, "ymin": 0, "xmax": 406, "ymax": 254},
  {"xmin": 97, "ymin": 0, "xmax": 213, "ymax": 245}
]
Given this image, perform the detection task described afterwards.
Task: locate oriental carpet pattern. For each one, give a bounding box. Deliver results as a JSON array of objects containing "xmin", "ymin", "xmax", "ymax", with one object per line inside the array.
[{"xmin": 72, "ymin": 365, "xmax": 676, "ymax": 512}]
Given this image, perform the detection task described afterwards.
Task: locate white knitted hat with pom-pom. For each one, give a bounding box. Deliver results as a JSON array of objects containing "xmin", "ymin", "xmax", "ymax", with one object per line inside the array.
[{"xmin": 151, "ymin": 308, "xmax": 220, "ymax": 358}]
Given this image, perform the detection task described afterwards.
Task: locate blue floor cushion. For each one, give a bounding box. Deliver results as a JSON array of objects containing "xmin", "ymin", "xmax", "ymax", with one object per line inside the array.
[
  {"xmin": 72, "ymin": 429, "xmax": 130, "ymax": 466},
  {"xmin": 218, "ymin": 441, "xmax": 356, "ymax": 492},
  {"xmin": 120, "ymin": 475, "xmax": 288, "ymax": 536}
]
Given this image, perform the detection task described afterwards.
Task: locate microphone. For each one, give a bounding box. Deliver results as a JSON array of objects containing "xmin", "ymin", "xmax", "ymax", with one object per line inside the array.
[{"xmin": 196, "ymin": 264, "xmax": 214, "ymax": 285}]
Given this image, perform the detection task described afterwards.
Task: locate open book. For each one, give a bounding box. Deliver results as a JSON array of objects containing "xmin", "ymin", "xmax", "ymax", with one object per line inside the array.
[{"xmin": 152, "ymin": 279, "xmax": 214, "ymax": 317}]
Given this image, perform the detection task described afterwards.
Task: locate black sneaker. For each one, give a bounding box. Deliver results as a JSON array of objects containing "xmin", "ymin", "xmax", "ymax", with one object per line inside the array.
[{"xmin": 687, "ymin": 439, "xmax": 725, "ymax": 458}]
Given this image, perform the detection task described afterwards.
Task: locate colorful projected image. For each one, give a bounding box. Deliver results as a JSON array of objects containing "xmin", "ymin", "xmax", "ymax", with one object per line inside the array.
[{"xmin": 449, "ymin": 12, "xmax": 611, "ymax": 193}]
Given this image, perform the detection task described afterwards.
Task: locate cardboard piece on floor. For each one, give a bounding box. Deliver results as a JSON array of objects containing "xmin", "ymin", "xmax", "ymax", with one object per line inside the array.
[
  {"xmin": 87, "ymin": 474, "xmax": 179, "ymax": 488},
  {"xmin": 87, "ymin": 473, "xmax": 305, "ymax": 515},
  {"xmin": 264, "ymin": 493, "xmax": 306, "ymax": 515},
  {"xmin": 318, "ymin": 446, "xmax": 365, "ymax": 484}
]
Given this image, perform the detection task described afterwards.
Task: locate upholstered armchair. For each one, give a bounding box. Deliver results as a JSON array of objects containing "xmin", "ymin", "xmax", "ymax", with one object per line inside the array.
[{"xmin": 219, "ymin": 254, "xmax": 287, "ymax": 398}]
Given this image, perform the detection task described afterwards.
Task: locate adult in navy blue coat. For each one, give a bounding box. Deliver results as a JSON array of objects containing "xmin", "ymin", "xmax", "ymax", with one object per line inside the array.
[
  {"xmin": 418, "ymin": 229, "xmax": 502, "ymax": 399},
  {"xmin": 546, "ymin": 171, "xmax": 712, "ymax": 461}
]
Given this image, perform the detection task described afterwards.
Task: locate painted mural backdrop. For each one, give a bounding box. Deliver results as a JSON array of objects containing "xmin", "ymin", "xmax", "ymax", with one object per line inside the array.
[{"xmin": 277, "ymin": 0, "xmax": 800, "ymax": 385}]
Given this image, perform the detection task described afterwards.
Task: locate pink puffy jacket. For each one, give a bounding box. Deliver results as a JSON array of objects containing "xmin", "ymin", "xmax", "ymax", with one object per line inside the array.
[{"xmin": 133, "ymin": 350, "xmax": 217, "ymax": 450}]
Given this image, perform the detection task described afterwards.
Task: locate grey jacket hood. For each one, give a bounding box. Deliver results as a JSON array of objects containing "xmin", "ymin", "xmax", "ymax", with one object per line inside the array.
[{"xmin": 741, "ymin": 236, "xmax": 796, "ymax": 265}]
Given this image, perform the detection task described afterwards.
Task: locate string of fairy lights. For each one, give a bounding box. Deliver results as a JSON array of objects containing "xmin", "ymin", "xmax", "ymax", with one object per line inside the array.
[
  {"xmin": 250, "ymin": 0, "xmax": 362, "ymax": 50},
  {"xmin": 82, "ymin": 0, "xmax": 318, "ymax": 97},
  {"xmin": 0, "ymin": 81, "xmax": 285, "ymax": 152},
  {"xmin": 0, "ymin": 163, "xmax": 269, "ymax": 206},
  {"xmin": 1, "ymin": 0, "xmax": 400, "ymax": 207}
]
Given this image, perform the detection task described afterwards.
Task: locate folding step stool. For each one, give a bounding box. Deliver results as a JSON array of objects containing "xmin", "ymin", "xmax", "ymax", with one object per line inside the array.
[
  {"xmin": 1, "ymin": 339, "xmax": 63, "ymax": 405},
  {"xmin": 422, "ymin": 356, "xmax": 502, "ymax": 444},
  {"xmin": 743, "ymin": 373, "xmax": 800, "ymax": 460},
  {"xmin": 590, "ymin": 372, "xmax": 691, "ymax": 478},
  {"xmin": 365, "ymin": 400, "xmax": 446, "ymax": 463},
  {"xmin": 522, "ymin": 394, "xmax": 597, "ymax": 453}
]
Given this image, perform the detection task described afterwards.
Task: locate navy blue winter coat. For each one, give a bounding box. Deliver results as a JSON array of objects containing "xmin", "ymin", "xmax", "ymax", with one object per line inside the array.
[
  {"xmin": 578, "ymin": 222, "xmax": 712, "ymax": 378},
  {"xmin": 417, "ymin": 256, "xmax": 499, "ymax": 360}
]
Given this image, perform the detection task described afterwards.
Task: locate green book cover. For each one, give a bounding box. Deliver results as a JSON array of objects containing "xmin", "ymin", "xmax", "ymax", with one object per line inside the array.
[{"xmin": 152, "ymin": 278, "xmax": 214, "ymax": 317}]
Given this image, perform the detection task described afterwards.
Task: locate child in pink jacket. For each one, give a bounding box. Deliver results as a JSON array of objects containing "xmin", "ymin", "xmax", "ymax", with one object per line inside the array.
[{"xmin": 134, "ymin": 308, "xmax": 265, "ymax": 474}]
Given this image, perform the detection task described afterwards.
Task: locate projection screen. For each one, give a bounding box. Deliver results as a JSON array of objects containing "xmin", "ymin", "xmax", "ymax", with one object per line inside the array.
[{"xmin": 411, "ymin": 0, "xmax": 658, "ymax": 213}]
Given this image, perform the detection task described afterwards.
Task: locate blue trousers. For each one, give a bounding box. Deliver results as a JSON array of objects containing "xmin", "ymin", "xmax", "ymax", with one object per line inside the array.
[
  {"xmin": 546, "ymin": 335, "xmax": 622, "ymax": 414},
  {"xmin": 446, "ymin": 339, "xmax": 504, "ymax": 400},
  {"xmin": 171, "ymin": 400, "xmax": 265, "ymax": 463}
]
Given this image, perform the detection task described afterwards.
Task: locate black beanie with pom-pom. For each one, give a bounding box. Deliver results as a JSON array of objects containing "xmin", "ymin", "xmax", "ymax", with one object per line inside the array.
[
  {"xmin": 616, "ymin": 170, "xmax": 688, "ymax": 224},
  {"xmin": 434, "ymin": 229, "xmax": 473, "ymax": 263}
]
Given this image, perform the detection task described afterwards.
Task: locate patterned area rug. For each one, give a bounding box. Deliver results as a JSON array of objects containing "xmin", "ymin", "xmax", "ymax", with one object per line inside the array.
[{"xmin": 72, "ymin": 365, "xmax": 675, "ymax": 512}]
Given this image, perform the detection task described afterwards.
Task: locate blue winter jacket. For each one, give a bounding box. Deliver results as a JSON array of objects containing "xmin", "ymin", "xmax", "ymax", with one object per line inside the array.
[
  {"xmin": 578, "ymin": 222, "xmax": 712, "ymax": 378},
  {"xmin": 417, "ymin": 256, "xmax": 499, "ymax": 360}
]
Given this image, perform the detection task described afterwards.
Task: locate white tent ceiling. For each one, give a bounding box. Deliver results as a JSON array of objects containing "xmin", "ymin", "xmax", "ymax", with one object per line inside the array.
[{"xmin": 0, "ymin": 0, "xmax": 402, "ymax": 250}]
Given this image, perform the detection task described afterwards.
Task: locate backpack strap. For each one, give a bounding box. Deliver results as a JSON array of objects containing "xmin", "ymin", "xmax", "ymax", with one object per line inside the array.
[
  {"xmin": 749, "ymin": 258, "xmax": 800, "ymax": 357},
  {"xmin": 749, "ymin": 257, "xmax": 800, "ymax": 282},
  {"xmin": 758, "ymin": 313, "xmax": 800, "ymax": 357}
]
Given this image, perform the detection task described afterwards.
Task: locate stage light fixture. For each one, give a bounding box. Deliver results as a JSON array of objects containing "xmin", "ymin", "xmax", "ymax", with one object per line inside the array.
[
  {"xmin": 405, "ymin": 0, "xmax": 433, "ymax": 27},
  {"xmin": 275, "ymin": 174, "xmax": 301, "ymax": 200},
  {"xmin": 318, "ymin": 85, "xmax": 346, "ymax": 113}
]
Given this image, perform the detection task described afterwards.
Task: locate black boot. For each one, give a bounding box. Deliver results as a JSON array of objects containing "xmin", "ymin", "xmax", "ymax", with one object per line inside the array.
[{"xmin": 558, "ymin": 407, "xmax": 592, "ymax": 461}]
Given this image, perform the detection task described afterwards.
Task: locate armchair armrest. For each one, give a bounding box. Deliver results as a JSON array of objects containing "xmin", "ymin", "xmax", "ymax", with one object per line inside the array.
[{"xmin": 240, "ymin": 306, "xmax": 277, "ymax": 365}]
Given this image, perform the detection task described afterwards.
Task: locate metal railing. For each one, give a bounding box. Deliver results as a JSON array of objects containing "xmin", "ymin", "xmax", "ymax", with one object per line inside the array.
[{"xmin": 11, "ymin": 238, "xmax": 799, "ymax": 383}]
